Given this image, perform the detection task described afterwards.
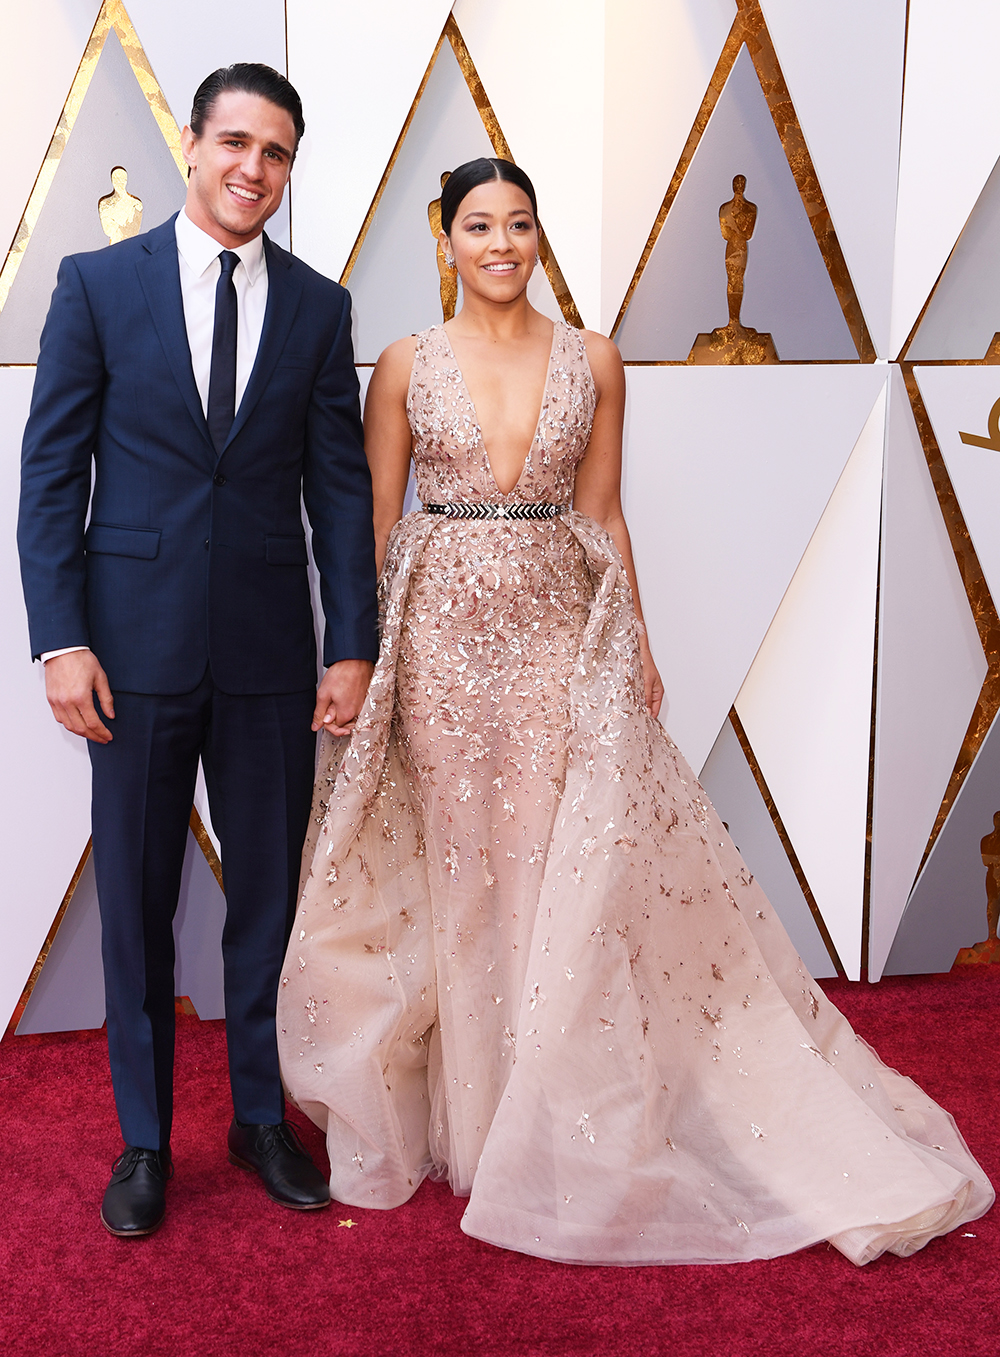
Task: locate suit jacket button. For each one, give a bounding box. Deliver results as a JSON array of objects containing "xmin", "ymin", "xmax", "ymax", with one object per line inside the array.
[
  {"xmin": 213, "ymin": 473, "xmax": 226, "ymax": 486},
  {"xmin": 204, "ymin": 539, "xmax": 210, "ymax": 549}
]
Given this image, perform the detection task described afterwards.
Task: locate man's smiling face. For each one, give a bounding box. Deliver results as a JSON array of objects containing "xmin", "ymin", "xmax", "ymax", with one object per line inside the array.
[{"xmin": 181, "ymin": 88, "xmax": 295, "ymax": 247}]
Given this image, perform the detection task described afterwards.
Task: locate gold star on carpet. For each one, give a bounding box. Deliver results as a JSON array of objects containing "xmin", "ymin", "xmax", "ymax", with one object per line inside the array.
[{"xmin": 338, "ymin": 1219, "xmax": 357, "ymax": 1229}]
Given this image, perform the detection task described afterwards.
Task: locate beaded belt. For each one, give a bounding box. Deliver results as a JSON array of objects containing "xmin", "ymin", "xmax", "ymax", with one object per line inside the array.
[{"xmin": 424, "ymin": 502, "xmax": 567, "ymax": 520}]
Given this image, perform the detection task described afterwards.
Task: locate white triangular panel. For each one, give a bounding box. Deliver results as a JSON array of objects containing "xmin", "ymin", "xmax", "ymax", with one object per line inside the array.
[
  {"xmin": 16, "ymin": 852, "xmax": 104, "ymax": 1035},
  {"xmin": 735, "ymin": 380, "xmax": 887, "ymax": 979},
  {"xmin": 288, "ymin": 0, "xmax": 455, "ymax": 279},
  {"xmin": 127, "ymin": 0, "xmax": 287, "ymax": 125},
  {"xmin": 127, "ymin": 0, "xmax": 290, "ymax": 248},
  {"xmin": 0, "ymin": 29, "xmax": 187, "ymax": 363},
  {"xmin": 343, "ymin": 36, "xmax": 565, "ymax": 364},
  {"xmin": 908, "ymin": 154, "xmax": 1000, "ymax": 360},
  {"xmin": 890, "ymin": 0, "xmax": 1000, "ymax": 357},
  {"xmin": 601, "ymin": 0, "xmax": 737, "ymax": 333},
  {"xmin": 0, "ymin": 369, "xmax": 93, "ymax": 1032},
  {"xmin": 454, "ymin": 0, "xmax": 616, "ymax": 328},
  {"xmin": 0, "ymin": 0, "xmax": 98, "ymax": 277},
  {"xmin": 886, "ymin": 707, "xmax": 1000, "ymax": 975},
  {"xmin": 700, "ymin": 716, "xmax": 836, "ymax": 979},
  {"xmin": 758, "ymin": 0, "xmax": 906, "ymax": 359},
  {"xmin": 622, "ymin": 363, "xmax": 886, "ymax": 773},
  {"xmin": 16, "ymin": 824, "xmax": 229, "ymax": 1034},
  {"xmin": 615, "ymin": 44, "xmax": 855, "ymax": 361},
  {"xmin": 917, "ymin": 365, "xmax": 1000, "ymax": 616},
  {"xmin": 868, "ymin": 367, "xmax": 986, "ymax": 980}
]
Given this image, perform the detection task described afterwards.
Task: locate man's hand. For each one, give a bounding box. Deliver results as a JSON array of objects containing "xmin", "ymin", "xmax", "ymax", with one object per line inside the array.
[
  {"xmin": 44, "ymin": 650, "xmax": 115, "ymax": 743},
  {"xmin": 312, "ymin": 659, "xmax": 375, "ymax": 735}
]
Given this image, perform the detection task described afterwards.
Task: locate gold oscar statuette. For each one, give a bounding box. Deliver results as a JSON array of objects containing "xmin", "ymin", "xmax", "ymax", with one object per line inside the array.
[
  {"xmin": 98, "ymin": 166, "xmax": 143, "ymax": 245},
  {"xmin": 955, "ymin": 811, "xmax": 1000, "ymax": 966},
  {"xmin": 688, "ymin": 174, "xmax": 778, "ymax": 366}
]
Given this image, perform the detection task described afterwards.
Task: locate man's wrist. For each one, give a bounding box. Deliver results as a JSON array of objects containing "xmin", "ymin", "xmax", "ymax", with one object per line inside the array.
[{"xmin": 40, "ymin": 646, "xmax": 91, "ymax": 663}]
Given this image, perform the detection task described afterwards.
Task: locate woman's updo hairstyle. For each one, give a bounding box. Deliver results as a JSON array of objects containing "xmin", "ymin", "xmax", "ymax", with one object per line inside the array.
[{"xmin": 440, "ymin": 158, "xmax": 539, "ymax": 236}]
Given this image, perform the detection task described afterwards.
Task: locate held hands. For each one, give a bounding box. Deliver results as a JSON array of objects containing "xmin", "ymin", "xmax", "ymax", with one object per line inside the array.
[
  {"xmin": 44, "ymin": 650, "xmax": 115, "ymax": 743},
  {"xmin": 640, "ymin": 639, "xmax": 664, "ymax": 721},
  {"xmin": 312, "ymin": 658, "xmax": 375, "ymax": 735}
]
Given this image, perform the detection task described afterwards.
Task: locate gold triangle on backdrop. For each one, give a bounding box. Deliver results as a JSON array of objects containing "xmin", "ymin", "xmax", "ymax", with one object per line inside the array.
[
  {"xmin": 340, "ymin": 14, "xmax": 582, "ymax": 330},
  {"xmin": 0, "ymin": 0, "xmax": 186, "ymax": 321},
  {"xmin": 612, "ymin": 0, "xmax": 874, "ymax": 363},
  {"xmin": 900, "ymin": 370, "xmax": 1000, "ymax": 882}
]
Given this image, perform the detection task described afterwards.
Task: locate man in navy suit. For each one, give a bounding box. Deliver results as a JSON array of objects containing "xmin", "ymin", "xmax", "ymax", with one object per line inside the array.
[{"xmin": 18, "ymin": 65, "xmax": 378, "ymax": 1235}]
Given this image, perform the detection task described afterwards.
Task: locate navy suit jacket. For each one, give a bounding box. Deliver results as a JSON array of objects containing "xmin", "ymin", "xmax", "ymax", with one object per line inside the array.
[{"xmin": 18, "ymin": 213, "xmax": 378, "ymax": 695}]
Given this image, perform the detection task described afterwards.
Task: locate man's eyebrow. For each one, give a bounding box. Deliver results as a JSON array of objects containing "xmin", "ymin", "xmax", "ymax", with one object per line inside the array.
[{"xmin": 215, "ymin": 128, "xmax": 292, "ymax": 158}]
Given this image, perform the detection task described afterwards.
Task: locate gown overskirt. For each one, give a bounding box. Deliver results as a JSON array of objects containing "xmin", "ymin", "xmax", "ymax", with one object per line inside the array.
[{"xmin": 277, "ymin": 322, "xmax": 992, "ymax": 1265}]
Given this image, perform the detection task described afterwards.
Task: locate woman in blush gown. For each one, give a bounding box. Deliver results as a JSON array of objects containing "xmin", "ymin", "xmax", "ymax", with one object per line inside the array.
[{"xmin": 277, "ymin": 158, "xmax": 993, "ymax": 1265}]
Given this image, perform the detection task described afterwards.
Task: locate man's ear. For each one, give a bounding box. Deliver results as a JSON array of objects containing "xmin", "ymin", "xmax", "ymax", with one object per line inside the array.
[{"xmin": 180, "ymin": 124, "xmax": 197, "ymax": 177}]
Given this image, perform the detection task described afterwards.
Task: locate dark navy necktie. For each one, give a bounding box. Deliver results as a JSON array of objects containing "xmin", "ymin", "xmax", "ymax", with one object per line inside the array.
[{"xmin": 207, "ymin": 250, "xmax": 239, "ymax": 453}]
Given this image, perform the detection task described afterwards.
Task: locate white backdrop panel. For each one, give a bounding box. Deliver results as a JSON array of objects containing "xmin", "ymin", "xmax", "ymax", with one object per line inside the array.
[
  {"xmin": 341, "ymin": 38, "xmax": 565, "ymax": 364},
  {"xmin": 601, "ymin": 0, "xmax": 736, "ymax": 333},
  {"xmin": 885, "ymin": 708, "xmax": 1000, "ymax": 975},
  {"xmin": 0, "ymin": 0, "xmax": 101, "ymax": 272},
  {"xmin": 0, "ymin": 370, "xmax": 93, "ymax": 1030},
  {"xmin": 287, "ymin": 0, "xmax": 459, "ymax": 281},
  {"xmin": 735, "ymin": 380, "xmax": 886, "ymax": 979},
  {"xmin": 907, "ymin": 155, "xmax": 1000, "ymax": 361},
  {"xmin": 0, "ymin": 31, "xmax": 188, "ymax": 364},
  {"xmin": 759, "ymin": 0, "xmax": 906, "ymax": 359},
  {"xmin": 868, "ymin": 366, "xmax": 986, "ymax": 979},
  {"xmin": 621, "ymin": 363, "xmax": 886, "ymax": 774},
  {"xmin": 453, "ymin": 0, "xmax": 605, "ymax": 327},
  {"xmin": 891, "ymin": 0, "xmax": 1000, "ymax": 357},
  {"xmin": 127, "ymin": 0, "xmax": 290, "ymax": 248},
  {"xmin": 699, "ymin": 717, "xmax": 836, "ymax": 978}
]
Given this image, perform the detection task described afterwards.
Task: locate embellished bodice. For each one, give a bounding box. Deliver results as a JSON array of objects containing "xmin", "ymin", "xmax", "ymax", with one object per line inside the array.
[{"xmin": 405, "ymin": 321, "xmax": 596, "ymax": 507}]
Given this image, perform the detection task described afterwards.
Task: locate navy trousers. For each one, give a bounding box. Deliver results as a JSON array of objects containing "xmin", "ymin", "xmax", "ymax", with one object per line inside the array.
[{"xmin": 88, "ymin": 670, "xmax": 316, "ymax": 1149}]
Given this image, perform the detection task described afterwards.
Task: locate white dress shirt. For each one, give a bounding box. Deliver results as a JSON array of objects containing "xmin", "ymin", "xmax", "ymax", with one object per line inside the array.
[
  {"xmin": 42, "ymin": 210, "xmax": 269, "ymax": 664},
  {"xmin": 174, "ymin": 207, "xmax": 268, "ymax": 416}
]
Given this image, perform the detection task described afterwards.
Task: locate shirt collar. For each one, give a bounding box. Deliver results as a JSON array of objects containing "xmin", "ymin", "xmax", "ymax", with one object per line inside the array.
[{"xmin": 175, "ymin": 209, "xmax": 266, "ymax": 285}]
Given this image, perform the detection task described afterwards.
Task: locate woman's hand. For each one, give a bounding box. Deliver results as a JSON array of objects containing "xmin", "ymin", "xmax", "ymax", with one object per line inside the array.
[
  {"xmin": 640, "ymin": 639, "xmax": 664, "ymax": 720},
  {"xmin": 312, "ymin": 659, "xmax": 375, "ymax": 734}
]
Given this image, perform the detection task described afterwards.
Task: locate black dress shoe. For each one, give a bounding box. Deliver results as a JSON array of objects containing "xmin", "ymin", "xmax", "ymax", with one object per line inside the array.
[
  {"xmin": 100, "ymin": 1146, "xmax": 172, "ymax": 1237},
  {"xmin": 227, "ymin": 1118, "xmax": 330, "ymax": 1209}
]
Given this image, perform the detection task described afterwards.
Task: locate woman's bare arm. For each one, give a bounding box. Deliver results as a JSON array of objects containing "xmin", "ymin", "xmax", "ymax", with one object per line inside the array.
[
  {"xmin": 363, "ymin": 336, "xmax": 417, "ymax": 574},
  {"xmin": 573, "ymin": 331, "xmax": 664, "ymax": 719}
]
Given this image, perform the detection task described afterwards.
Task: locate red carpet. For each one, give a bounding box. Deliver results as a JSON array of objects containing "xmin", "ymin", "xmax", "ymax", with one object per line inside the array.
[{"xmin": 1, "ymin": 968, "xmax": 997, "ymax": 1357}]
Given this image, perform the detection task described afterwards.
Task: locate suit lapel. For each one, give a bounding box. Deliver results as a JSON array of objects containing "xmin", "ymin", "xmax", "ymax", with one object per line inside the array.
[
  {"xmin": 223, "ymin": 235, "xmax": 304, "ymax": 455},
  {"xmin": 135, "ymin": 216, "xmax": 214, "ymax": 457}
]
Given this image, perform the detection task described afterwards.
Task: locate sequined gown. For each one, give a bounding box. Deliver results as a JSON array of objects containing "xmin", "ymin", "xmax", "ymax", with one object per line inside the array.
[{"xmin": 277, "ymin": 322, "xmax": 992, "ymax": 1265}]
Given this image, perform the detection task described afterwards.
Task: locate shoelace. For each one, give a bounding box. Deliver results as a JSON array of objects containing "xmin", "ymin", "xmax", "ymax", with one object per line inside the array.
[
  {"xmin": 254, "ymin": 1121, "xmax": 308, "ymax": 1161},
  {"xmin": 111, "ymin": 1146, "xmax": 173, "ymax": 1180}
]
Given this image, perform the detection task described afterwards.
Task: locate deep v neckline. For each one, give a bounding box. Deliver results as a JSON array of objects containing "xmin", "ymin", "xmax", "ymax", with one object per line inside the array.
[{"xmin": 441, "ymin": 322, "xmax": 560, "ymax": 496}]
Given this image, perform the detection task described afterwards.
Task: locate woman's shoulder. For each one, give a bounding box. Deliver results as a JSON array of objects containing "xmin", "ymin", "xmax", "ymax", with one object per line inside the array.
[
  {"xmin": 372, "ymin": 333, "xmax": 423, "ymax": 390},
  {"xmin": 577, "ymin": 327, "xmax": 621, "ymax": 366},
  {"xmin": 576, "ymin": 327, "xmax": 624, "ymax": 399}
]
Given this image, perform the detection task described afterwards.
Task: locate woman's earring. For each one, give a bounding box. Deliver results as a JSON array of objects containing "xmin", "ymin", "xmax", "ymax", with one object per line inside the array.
[
  {"xmin": 445, "ymin": 251, "xmax": 456, "ymax": 269},
  {"xmin": 534, "ymin": 252, "xmax": 541, "ymax": 267}
]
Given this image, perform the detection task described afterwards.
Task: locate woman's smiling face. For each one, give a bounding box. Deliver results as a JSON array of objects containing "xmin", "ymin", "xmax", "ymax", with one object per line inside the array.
[{"xmin": 441, "ymin": 177, "xmax": 539, "ymax": 304}]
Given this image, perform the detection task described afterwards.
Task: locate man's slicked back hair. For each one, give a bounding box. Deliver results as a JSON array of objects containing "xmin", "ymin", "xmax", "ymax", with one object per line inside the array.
[{"xmin": 189, "ymin": 63, "xmax": 305, "ymax": 154}]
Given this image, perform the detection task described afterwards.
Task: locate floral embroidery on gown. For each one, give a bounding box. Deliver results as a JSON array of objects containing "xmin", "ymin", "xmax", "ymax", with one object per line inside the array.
[{"xmin": 277, "ymin": 321, "xmax": 993, "ymax": 1265}]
